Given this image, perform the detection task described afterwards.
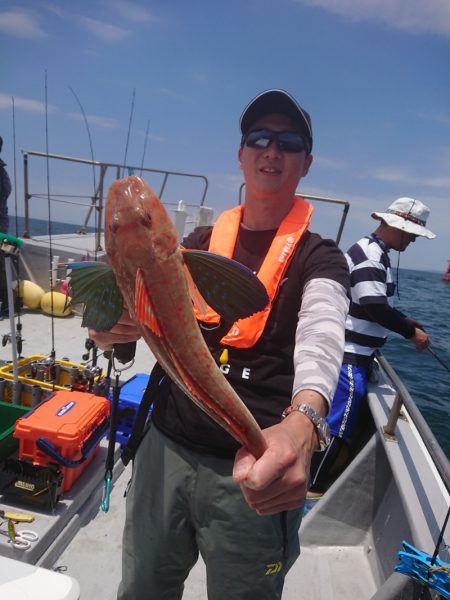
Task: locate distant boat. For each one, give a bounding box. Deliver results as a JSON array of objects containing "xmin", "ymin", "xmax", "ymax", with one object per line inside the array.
[{"xmin": 442, "ymin": 259, "xmax": 450, "ymax": 281}]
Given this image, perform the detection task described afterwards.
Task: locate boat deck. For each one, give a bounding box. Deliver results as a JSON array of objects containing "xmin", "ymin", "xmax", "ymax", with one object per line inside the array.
[{"xmin": 0, "ymin": 311, "xmax": 448, "ymax": 599}]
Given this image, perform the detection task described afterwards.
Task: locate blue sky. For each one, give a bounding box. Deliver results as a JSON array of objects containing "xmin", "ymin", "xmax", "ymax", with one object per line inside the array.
[{"xmin": 1, "ymin": 0, "xmax": 449, "ymax": 272}]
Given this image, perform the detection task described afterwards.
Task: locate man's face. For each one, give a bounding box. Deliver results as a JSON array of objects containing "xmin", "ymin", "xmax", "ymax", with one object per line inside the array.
[
  {"xmin": 390, "ymin": 228, "xmax": 418, "ymax": 251},
  {"xmin": 238, "ymin": 113, "xmax": 312, "ymax": 200}
]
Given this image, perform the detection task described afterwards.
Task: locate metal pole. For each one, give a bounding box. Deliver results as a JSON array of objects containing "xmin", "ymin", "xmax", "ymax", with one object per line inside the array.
[
  {"xmin": 96, "ymin": 165, "xmax": 107, "ymax": 252},
  {"xmin": 383, "ymin": 391, "xmax": 403, "ymax": 439},
  {"xmin": 335, "ymin": 203, "xmax": 350, "ymax": 246},
  {"xmin": 3, "ymin": 253, "xmax": 21, "ymax": 403},
  {"xmin": 23, "ymin": 152, "xmax": 30, "ymax": 238}
]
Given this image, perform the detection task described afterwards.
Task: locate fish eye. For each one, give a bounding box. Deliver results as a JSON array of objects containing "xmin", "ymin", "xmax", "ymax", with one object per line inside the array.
[
  {"xmin": 109, "ymin": 214, "xmax": 120, "ymax": 233},
  {"xmin": 140, "ymin": 211, "xmax": 152, "ymax": 228},
  {"xmin": 109, "ymin": 222, "xmax": 119, "ymax": 234}
]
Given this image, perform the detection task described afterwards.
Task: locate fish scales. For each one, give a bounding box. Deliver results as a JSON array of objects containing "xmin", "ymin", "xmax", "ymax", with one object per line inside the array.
[{"xmin": 105, "ymin": 176, "xmax": 267, "ymax": 458}]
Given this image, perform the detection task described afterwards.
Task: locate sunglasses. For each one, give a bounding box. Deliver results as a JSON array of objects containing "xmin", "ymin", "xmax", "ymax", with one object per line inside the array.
[{"xmin": 243, "ymin": 129, "xmax": 310, "ymax": 154}]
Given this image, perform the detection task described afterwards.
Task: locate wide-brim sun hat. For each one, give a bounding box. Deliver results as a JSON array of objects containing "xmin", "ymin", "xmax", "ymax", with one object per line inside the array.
[
  {"xmin": 372, "ymin": 197, "xmax": 435, "ymax": 239},
  {"xmin": 239, "ymin": 89, "xmax": 313, "ymax": 152}
]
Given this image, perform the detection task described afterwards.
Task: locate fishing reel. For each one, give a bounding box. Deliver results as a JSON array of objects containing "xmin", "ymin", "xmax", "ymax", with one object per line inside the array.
[
  {"xmin": 1, "ymin": 330, "xmax": 23, "ymax": 356},
  {"xmin": 30, "ymin": 357, "xmax": 57, "ymax": 383},
  {"xmin": 82, "ymin": 337, "xmax": 98, "ymax": 365}
]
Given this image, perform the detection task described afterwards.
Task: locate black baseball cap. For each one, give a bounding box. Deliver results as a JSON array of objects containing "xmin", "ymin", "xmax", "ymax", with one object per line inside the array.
[{"xmin": 239, "ymin": 89, "xmax": 313, "ymax": 152}]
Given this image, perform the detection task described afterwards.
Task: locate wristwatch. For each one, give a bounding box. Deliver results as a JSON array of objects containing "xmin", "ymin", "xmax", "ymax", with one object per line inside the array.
[{"xmin": 281, "ymin": 403, "xmax": 331, "ymax": 451}]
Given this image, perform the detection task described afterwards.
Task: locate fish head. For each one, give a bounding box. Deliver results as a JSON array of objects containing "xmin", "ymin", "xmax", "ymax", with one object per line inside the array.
[{"xmin": 105, "ymin": 176, "xmax": 178, "ymax": 265}]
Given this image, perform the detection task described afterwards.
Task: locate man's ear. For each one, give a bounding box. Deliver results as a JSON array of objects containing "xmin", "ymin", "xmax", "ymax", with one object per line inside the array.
[
  {"xmin": 302, "ymin": 153, "xmax": 313, "ymax": 177},
  {"xmin": 238, "ymin": 147, "xmax": 243, "ymax": 170}
]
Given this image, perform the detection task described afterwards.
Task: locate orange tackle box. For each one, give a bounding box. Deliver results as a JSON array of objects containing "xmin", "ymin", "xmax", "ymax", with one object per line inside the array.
[{"xmin": 13, "ymin": 390, "xmax": 110, "ymax": 493}]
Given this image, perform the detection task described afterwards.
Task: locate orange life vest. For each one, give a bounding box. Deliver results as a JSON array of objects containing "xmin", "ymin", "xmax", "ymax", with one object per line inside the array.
[{"xmin": 194, "ymin": 196, "xmax": 313, "ymax": 348}]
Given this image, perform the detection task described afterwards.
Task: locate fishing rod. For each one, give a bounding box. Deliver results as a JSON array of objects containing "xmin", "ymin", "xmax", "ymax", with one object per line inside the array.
[
  {"xmin": 68, "ymin": 85, "xmax": 100, "ymax": 256},
  {"xmin": 0, "ymin": 234, "xmax": 24, "ymax": 404},
  {"xmin": 44, "ymin": 70, "xmax": 56, "ymax": 365},
  {"xmin": 417, "ymin": 505, "xmax": 450, "ymax": 599},
  {"xmin": 10, "ymin": 96, "xmax": 23, "ymax": 357},
  {"xmin": 427, "ymin": 346, "xmax": 450, "ymax": 376},
  {"xmin": 411, "ymin": 321, "xmax": 450, "ymax": 377},
  {"xmin": 11, "ymin": 97, "xmax": 19, "ymax": 240},
  {"xmin": 122, "ymin": 87, "xmax": 136, "ymax": 177},
  {"xmin": 139, "ymin": 119, "xmax": 150, "ymax": 176}
]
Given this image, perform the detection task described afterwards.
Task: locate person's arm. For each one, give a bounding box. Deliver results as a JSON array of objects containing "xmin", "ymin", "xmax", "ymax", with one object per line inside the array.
[
  {"xmin": 233, "ymin": 278, "xmax": 349, "ymax": 515},
  {"xmin": 291, "ymin": 278, "xmax": 349, "ymax": 409},
  {"xmin": 363, "ymin": 303, "xmax": 414, "ymax": 337},
  {"xmin": 363, "ymin": 304, "xmax": 429, "ymax": 351}
]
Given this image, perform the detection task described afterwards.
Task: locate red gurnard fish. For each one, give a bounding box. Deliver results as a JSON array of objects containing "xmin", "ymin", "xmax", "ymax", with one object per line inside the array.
[{"xmin": 71, "ymin": 176, "xmax": 268, "ymax": 458}]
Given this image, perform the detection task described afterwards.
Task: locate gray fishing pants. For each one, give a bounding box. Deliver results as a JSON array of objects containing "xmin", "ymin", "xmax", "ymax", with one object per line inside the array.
[{"xmin": 117, "ymin": 424, "xmax": 303, "ymax": 600}]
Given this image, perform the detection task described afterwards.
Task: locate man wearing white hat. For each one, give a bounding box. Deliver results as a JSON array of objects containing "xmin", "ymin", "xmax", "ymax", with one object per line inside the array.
[{"xmin": 309, "ymin": 197, "xmax": 435, "ymax": 496}]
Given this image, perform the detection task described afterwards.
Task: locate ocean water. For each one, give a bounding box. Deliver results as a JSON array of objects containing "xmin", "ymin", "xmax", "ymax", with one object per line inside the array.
[
  {"xmin": 9, "ymin": 215, "xmax": 96, "ymax": 237},
  {"xmin": 11, "ymin": 218, "xmax": 450, "ymax": 458},
  {"xmin": 381, "ymin": 268, "xmax": 450, "ymax": 459}
]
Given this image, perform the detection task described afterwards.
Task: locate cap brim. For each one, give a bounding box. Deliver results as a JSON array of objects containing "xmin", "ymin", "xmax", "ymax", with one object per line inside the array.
[{"xmin": 240, "ymin": 89, "xmax": 312, "ymax": 150}]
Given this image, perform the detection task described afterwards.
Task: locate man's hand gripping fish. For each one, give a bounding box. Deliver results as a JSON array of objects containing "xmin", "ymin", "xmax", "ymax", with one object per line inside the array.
[{"xmin": 69, "ymin": 176, "xmax": 268, "ymax": 457}]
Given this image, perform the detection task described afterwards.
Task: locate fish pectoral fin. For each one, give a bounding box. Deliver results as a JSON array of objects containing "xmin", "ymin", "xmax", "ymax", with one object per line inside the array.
[
  {"xmin": 181, "ymin": 249, "xmax": 269, "ymax": 322},
  {"xmin": 183, "ymin": 263, "xmax": 209, "ymax": 316},
  {"xmin": 135, "ymin": 268, "xmax": 163, "ymax": 337},
  {"xmin": 67, "ymin": 262, "xmax": 123, "ymax": 330}
]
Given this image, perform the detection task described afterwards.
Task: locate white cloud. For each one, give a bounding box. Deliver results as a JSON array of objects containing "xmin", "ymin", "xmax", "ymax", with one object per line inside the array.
[
  {"xmin": 41, "ymin": 2, "xmax": 67, "ymax": 19},
  {"xmin": 0, "ymin": 94, "xmax": 54, "ymax": 113},
  {"xmin": 313, "ymin": 155, "xmax": 350, "ymax": 170},
  {"xmin": 107, "ymin": 0, "xmax": 157, "ymax": 23},
  {"xmin": 79, "ymin": 16, "xmax": 129, "ymax": 41},
  {"xmin": 368, "ymin": 166, "xmax": 450, "ymax": 188},
  {"xmin": 0, "ymin": 9, "xmax": 46, "ymax": 39},
  {"xmin": 369, "ymin": 167, "xmax": 411, "ymax": 183},
  {"xmin": 296, "ymin": 0, "xmax": 450, "ymax": 38},
  {"xmin": 158, "ymin": 88, "xmax": 192, "ymax": 103},
  {"xmin": 417, "ymin": 111, "xmax": 450, "ymax": 127},
  {"xmin": 422, "ymin": 176, "xmax": 450, "ymax": 188},
  {"xmin": 67, "ymin": 112, "xmax": 119, "ymax": 129}
]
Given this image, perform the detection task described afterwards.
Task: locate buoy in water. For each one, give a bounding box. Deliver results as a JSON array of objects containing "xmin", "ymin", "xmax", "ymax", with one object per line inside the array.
[
  {"xmin": 19, "ymin": 280, "xmax": 45, "ymax": 310},
  {"xmin": 40, "ymin": 291, "xmax": 72, "ymax": 317}
]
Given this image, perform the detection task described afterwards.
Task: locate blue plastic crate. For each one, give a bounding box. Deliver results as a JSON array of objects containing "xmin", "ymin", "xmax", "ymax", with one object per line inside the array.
[{"xmin": 109, "ymin": 373, "xmax": 151, "ymax": 447}]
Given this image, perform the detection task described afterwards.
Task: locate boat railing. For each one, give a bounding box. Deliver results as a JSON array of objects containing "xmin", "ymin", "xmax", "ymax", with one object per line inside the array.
[
  {"xmin": 238, "ymin": 184, "xmax": 350, "ymax": 246},
  {"xmin": 22, "ymin": 150, "xmax": 211, "ymax": 249},
  {"xmin": 376, "ymin": 350, "xmax": 450, "ymax": 491}
]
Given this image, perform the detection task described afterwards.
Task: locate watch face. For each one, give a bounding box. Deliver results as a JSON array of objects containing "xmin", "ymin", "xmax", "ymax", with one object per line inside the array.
[
  {"xmin": 320, "ymin": 422, "xmax": 331, "ymax": 447},
  {"xmin": 282, "ymin": 403, "xmax": 331, "ymax": 449}
]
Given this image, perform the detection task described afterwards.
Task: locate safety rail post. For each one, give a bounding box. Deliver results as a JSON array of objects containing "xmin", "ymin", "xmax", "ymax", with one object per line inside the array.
[
  {"xmin": 383, "ymin": 391, "xmax": 404, "ymax": 440},
  {"xmin": 95, "ymin": 165, "xmax": 107, "ymax": 252},
  {"xmin": 335, "ymin": 202, "xmax": 350, "ymax": 246},
  {"xmin": 23, "ymin": 152, "xmax": 30, "ymax": 238},
  {"xmin": 376, "ymin": 351, "xmax": 450, "ymax": 491}
]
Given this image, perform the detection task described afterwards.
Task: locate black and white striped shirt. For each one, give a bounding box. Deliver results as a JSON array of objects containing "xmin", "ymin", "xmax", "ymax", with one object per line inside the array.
[{"xmin": 344, "ymin": 234, "xmax": 395, "ymax": 365}]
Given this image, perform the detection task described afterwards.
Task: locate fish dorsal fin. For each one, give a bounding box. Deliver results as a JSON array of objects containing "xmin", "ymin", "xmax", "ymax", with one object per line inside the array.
[
  {"xmin": 135, "ymin": 268, "xmax": 162, "ymax": 337},
  {"xmin": 181, "ymin": 249, "xmax": 269, "ymax": 322},
  {"xmin": 183, "ymin": 263, "xmax": 209, "ymax": 316}
]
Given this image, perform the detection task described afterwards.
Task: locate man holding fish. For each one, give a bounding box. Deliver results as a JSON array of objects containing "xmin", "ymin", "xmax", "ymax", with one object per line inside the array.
[{"xmin": 89, "ymin": 89, "xmax": 350, "ymax": 599}]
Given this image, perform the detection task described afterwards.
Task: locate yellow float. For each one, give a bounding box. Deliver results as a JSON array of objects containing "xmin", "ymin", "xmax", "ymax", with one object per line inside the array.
[
  {"xmin": 40, "ymin": 291, "xmax": 72, "ymax": 317},
  {"xmin": 18, "ymin": 280, "xmax": 45, "ymax": 310}
]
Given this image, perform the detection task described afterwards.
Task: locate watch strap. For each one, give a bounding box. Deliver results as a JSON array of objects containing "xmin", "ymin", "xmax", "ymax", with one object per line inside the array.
[{"xmin": 281, "ymin": 403, "xmax": 330, "ymax": 451}]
